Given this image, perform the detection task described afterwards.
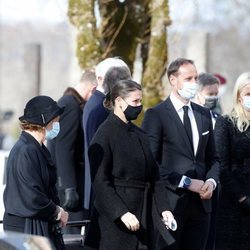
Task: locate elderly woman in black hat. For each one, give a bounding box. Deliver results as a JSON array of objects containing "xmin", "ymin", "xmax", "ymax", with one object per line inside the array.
[{"xmin": 3, "ymin": 95, "xmax": 68, "ymax": 249}]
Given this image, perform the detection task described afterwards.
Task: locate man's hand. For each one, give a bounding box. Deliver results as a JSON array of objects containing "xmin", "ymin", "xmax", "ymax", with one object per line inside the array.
[
  {"xmin": 188, "ymin": 179, "xmax": 204, "ymax": 193},
  {"xmin": 63, "ymin": 187, "xmax": 79, "ymax": 210},
  {"xmin": 199, "ymin": 181, "xmax": 214, "ymax": 199},
  {"xmin": 120, "ymin": 212, "xmax": 140, "ymax": 231}
]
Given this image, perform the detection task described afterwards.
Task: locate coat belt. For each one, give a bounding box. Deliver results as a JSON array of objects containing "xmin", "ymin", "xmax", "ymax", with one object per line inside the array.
[
  {"xmin": 113, "ymin": 178, "xmax": 175, "ymax": 247},
  {"xmin": 113, "ymin": 178, "xmax": 150, "ymax": 231}
]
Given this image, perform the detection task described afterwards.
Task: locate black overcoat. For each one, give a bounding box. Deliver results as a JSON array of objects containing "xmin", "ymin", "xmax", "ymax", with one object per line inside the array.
[
  {"xmin": 84, "ymin": 113, "xmax": 172, "ymax": 250},
  {"xmin": 48, "ymin": 88, "xmax": 85, "ymax": 210},
  {"xmin": 3, "ymin": 131, "xmax": 60, "ymax": 244},
  {"xmin": 82, "ymin": 90, "xmax": 109, "ymax": 209},
  {"xmin": 214, "ymin": 115, "xmax": 250, "ymax": 250}
]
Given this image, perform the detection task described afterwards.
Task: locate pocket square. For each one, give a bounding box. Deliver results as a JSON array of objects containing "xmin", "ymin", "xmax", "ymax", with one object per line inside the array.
[{"xmin": 202, "ymin": 131, "xmax": 209, "ymax": 136}]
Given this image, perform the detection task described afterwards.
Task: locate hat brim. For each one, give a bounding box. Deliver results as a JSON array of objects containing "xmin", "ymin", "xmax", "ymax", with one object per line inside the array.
[{"xmin": 19, "ymin": 106, "xmax": 64, "ymax": 126}]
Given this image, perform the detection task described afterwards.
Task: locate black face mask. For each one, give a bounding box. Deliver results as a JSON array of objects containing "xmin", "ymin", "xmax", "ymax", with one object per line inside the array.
[
  {"xmin": 204, "ymin": 97, "xmax": 218, "ymax": 110},
  {"xmin": 124, "ymin": 105, "xmax": 143, "ymax": 121}
]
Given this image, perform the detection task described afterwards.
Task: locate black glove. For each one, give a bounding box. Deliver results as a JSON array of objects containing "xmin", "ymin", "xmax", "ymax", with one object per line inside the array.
[
  {"xmin": 63, "ymin": 187, "xmax": 79, "ymax": 210},
  {"xmin": 239, "ymin": 196, "xmax": 250, "ymax": 214}
]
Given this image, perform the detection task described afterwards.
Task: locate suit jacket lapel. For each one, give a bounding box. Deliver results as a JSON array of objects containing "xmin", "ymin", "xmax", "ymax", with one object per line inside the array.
[
  {"xmin": 191, "ymin": 103, "xmax": 202, "ymax": 154},
  {"xmin": 165, "ymin": 98, "xmax": 194, "ymax": 156}
]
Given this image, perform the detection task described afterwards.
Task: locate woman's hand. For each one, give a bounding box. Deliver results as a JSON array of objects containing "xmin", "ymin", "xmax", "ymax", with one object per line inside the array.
[
  {"xmin": 57, "ymin": 207, "xmax": 69, "ymax": 227},
  {"xmin": 161, "ymin": 210, "xmax": 177, "ymax": 231},
  {"xmin": 120, "ymin": 212, "xmax": 140, "ymax": 231}
]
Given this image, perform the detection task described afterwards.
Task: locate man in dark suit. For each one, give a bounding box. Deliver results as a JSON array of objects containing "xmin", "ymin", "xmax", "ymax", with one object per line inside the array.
[
  {"xmin": 194, "ymin": 72, "xmax": 221, "ymax": 250},
  {"xmin": 48, "ymin": 70, "xmax": 97, "ymax": 233},
  {"xmin": 194, "ymin": 72, "xmax": 221, "ymax": 129},
  {"xmin": 142, "ymin": 58, "xmax": 220, "ymax": 250},
  {"xmin": 83, "ymin": 58, "xmax": 131, "ymax": 211}
]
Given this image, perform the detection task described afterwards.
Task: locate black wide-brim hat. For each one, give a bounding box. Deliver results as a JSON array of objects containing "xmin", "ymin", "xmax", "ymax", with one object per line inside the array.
[{"xmin": 19, "ymin": 95, "xmax": 64, "ymax": 126}]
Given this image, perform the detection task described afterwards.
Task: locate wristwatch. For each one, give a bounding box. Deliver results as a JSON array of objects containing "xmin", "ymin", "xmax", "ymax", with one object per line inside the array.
[{"xmin": 183, "ymin": 177, "xmax": 192, "ymax": 189}]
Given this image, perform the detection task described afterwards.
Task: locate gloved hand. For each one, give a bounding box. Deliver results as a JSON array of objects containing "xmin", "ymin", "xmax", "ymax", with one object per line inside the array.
[
  {"xmin": 239, "ymin": 196, "xmax": 250, "ymax": 214},
  {"xmin": 63, "ymin": 187, "xmax": 79, "ymax": 210}
]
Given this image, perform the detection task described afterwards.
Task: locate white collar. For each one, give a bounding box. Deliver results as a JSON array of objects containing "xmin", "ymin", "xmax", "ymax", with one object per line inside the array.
[
  {"xmin": 170, "ymin": 92, "xmax": 192, "ymax": 112},
  {"xmin": 96, "ymin": 86, "xmax": 105, "ymax": 93}
]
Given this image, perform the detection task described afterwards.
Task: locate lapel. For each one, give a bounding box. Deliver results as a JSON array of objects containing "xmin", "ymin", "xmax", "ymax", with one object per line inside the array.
[
  {"xmin": 165, "ymin": 98, "xmax": 194, "ymax": 156},
  {"xmin": 191, "ymin": 102, "xmax": 203, "ymax": 154}
]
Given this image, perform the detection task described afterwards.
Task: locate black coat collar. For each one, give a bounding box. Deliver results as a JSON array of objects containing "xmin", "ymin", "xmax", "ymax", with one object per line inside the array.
[{"xmin": 21, "ymin": 131, "xmax": 54, "ymax": 166}]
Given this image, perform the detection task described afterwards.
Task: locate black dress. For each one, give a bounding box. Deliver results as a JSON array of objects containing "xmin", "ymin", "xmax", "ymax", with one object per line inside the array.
[
  {"xmin": 84, "ymin": 113, "xmax": 173, "ymax": 250},
  {"xmin": 214, "ymin": 115, "xmax": 250, "ymax": 250},
  {"xmin": 3, "ymin": 131, "xmax": 63, "ymax": 249}
]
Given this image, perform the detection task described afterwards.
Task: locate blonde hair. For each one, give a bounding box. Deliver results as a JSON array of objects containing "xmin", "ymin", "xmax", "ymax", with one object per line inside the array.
[{"xmin": 229, "ymin": 72, "xmax": 250, "ymax": 132}]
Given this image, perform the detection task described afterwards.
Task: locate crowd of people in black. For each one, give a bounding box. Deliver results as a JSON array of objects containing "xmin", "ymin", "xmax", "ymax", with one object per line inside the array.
[{"xmin": 2, "ymin": 57, "xmax": 250, "ymax": 250}]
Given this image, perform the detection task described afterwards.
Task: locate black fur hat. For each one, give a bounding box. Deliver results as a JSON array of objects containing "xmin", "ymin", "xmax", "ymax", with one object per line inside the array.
[{"xmin": 19, "ymin": 95, "xmax": 64, "ymax": 126}]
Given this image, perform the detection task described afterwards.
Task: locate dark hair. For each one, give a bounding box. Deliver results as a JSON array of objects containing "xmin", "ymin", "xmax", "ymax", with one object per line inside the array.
[
  {"xmin": 198, "ymin": 73, "xmax": 220, "ymax": 88},
  {"xmin": 103, "ymin": 66, "xmax": 131, "ymax": 94},
  {"xmin": 79, "ymin": 70, "xmax": 97, "ymax": 85},
  {"xmin": 167, "ymin": 58, "xmax": 194, "ymax": 79},
  {"xmin": 104, "ymin": 80, "xmax": 142, "ymax": 110}
]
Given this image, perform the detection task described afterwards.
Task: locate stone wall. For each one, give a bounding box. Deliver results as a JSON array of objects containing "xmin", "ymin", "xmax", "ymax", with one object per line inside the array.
[{"xmin": 0, "ymin": 22, "xmax": 81, "ymax": 137}]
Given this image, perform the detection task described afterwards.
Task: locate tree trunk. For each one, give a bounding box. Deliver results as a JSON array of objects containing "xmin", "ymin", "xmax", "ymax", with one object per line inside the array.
[
  {"xmin": 68, "ymin": 0, "xmax": 101, "ymax": 69},
  {"xmin": 68, "ymin": 0, "xmax": 171, "ymax": 110},
  {"xmin": 142, "ymin": 0, "xmax": 171, "ymax": 109},
  {"xmin": 98, "ymin": 0, "xmax": 149, "ymax": 71}
]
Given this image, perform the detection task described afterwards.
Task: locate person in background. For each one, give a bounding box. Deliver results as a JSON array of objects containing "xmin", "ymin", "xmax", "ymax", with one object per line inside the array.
[
  {"xmin": 0, "ymin": 131, "xmax": 15, "ymax": 150},
  {"xmin": 47, "ymin": 70, "xmax": 97, "ymax": 233},
  {"xmin": 214, "ymin": 72, "xmax": 250, "ymax": 250},
  {"xmin": 3, "ymin": 96, "xmax": 68, "ymax": 249},
  {"xmin": 213, "ymin": 73, "xmax": 227, "ymax": 114},
  {"xmin": 84, "ymin": 80, "xmax": 175, "ymax": 250},
  {"xmin": 193, "ymin": 72, "xmax": 221, "ymax": 250},
  {"xmin": 83, "ymin": 57, "xmax": 131, "ymax": 212},
  {"xmin": 194, "ymin": 72, "xmax": 220, "ymax": 128},
  {"xmin": 0, "ymin": 110, "xmax": 15, "ymax": 150},
  {"xmin": 142, "ymin": 58, "xmax": 220, "ymax": 250}
]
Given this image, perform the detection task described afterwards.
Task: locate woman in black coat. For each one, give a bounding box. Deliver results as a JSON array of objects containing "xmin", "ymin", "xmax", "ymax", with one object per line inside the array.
[
  {"xmin": 84, "ymin": 80, "xmax": 175, "ymax": 250},
  {"xmin": 214, "ymin": 72, "xmax": 250, "ymax": 250},
  {"xmin": 3, "ymin": 96, "xmax": 69, "ymax": 249}
]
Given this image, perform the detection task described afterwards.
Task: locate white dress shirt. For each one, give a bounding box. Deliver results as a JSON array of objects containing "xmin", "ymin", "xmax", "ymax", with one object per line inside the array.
[{"xmin": 170, "ymin": 93, "xmax": 199, "ymax": 155}]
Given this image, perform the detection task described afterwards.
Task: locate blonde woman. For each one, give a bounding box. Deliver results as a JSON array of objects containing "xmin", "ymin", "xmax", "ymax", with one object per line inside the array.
[{"xmin": 214, "ymin": 72, "xmax": 250, "ymax": 250}]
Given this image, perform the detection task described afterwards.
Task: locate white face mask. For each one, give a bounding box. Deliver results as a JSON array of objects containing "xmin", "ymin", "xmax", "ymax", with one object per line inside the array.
[
  {"xmin": 178, "ymin": 82, "xmax": 199, "ymax": 100},
  {"xmin": 242, "ymin": 96, "xmax": 250, "ymax": 111},
  {"xmin": 45, "ymin": 122, "xmax": 60, "ymax": 140}
]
